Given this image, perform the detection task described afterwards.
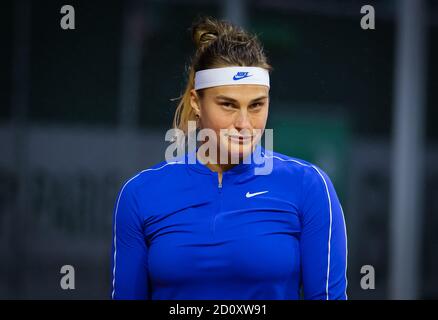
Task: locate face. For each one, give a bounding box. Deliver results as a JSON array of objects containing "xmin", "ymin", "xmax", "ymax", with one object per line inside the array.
[{"xmin": 190, "ymin": 84, "xmax": 269, "ymax": 163}]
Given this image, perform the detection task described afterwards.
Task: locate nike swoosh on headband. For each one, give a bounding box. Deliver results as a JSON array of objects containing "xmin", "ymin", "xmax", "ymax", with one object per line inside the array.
[{"xmin": 233, "ymin": 72, "xmax": 253, "ymax": 81}]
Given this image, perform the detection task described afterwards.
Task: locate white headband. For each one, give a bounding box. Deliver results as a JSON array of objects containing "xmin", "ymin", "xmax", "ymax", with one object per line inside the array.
[{"xmin": 194, "ymin": 66, "xmax": 270, "ymax": 90}]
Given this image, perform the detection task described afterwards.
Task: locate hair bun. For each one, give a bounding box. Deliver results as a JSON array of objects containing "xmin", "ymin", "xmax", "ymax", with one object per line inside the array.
[
  {"xmin": 194, "ymin": 30, "xmax": 217, "ymax": 49},
  {"xmin": 191, "ymin": 16, "xmax": 225, "ymax": 50}
]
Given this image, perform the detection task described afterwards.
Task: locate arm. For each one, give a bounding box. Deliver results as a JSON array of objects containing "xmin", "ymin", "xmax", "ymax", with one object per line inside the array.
[
  {"xmin": 299, "ymin": 165, "xmax": 348, "ymax": 300},
  {"xmin": 111, "ymin": 179, "xmax": 149, "ymax": 300}
]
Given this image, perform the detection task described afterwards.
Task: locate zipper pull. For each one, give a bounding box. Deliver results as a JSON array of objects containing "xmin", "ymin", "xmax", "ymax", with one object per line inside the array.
[{"xmin": 217, "ymin": 171, "xmax": 223, "ymax": 189}]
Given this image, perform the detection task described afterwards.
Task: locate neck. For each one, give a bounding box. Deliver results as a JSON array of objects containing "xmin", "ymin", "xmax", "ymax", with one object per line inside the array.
[
  {"xmin": 196, "ymin": 151, "xmax": 237, "ymax": 173},
  {"xmin": 205, "ymin": 161, "xmax": 235, "ymax": 173},
  {"xmin": 196, "ymin": 143, "xmax": 259, "ymax": 173}
]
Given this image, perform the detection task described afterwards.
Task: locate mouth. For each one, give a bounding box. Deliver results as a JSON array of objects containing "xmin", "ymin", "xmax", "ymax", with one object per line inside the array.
[{"xmin": 227, "ymin": 135, "xmax": 253, "ymax": 144}]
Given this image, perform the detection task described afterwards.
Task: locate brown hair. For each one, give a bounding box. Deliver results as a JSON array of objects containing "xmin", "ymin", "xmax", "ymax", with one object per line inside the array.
[{"xmin": 172, "ymin": 16, "xmax": 272, "ymax": 134}]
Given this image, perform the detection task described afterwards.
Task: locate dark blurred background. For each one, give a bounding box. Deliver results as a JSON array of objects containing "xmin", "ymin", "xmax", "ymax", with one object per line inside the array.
[{"xmin": 0, "ymin": 0, "xmax": 437, "ymax": 299}]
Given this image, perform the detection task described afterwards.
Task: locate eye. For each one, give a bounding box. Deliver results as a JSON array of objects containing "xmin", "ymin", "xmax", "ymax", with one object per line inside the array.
[
  {"xmin": 220, "ymin": 102, "xmax": 235, "ymax": 109},
  {"xmin": 250, "ymin": 102, "xmax": 264, "ymax": 109}
]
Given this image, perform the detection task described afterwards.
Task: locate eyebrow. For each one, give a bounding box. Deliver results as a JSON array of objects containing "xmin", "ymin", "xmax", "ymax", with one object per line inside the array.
[{"xmin": 215, "ymin": 95, "xmax": 268, "ymax": 103}]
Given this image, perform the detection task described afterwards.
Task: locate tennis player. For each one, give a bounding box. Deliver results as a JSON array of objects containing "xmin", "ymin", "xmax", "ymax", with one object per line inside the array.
[{"xmin": 111, "ymin": 16, "xmax": 348, "ymax": 300}]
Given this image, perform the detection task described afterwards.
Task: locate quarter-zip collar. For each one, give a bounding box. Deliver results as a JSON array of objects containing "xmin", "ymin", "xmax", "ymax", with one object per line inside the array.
[{"xmin": 186, "ymin": 144, "xmax": 266, "ymax": 177}]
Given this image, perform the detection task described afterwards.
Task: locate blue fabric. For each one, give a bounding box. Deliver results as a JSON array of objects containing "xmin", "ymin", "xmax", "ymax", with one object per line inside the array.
[{"xmin": 110, "ymin": 146, "xmax": 347, "ymax": 300}]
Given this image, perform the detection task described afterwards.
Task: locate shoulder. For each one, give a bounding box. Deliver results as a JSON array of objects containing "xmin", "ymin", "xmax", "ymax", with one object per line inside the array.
[
  {"xmin": 264, "ymin": 149, "xmax": 321, "ymax": 174},
  {"xmin": 117, "ymin": 158, "xmax": 186, "ymax": 196},
  {"xmin": 268, "ymin": 151, "xmax": 339, "ymax": 222},
  {"xmin": 265, "ymin": 149, "xmax": 332, "ymax": 187}
]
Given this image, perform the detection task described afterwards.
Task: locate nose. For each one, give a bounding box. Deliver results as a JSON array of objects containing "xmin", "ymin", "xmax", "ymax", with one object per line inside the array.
[{"xmin": 234, "ymin": 109, "xmax": 252, "ymax": 132}]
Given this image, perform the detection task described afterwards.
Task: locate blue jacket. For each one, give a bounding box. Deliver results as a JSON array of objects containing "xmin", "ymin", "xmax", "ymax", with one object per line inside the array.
[{"xmin": 111, "ymin": 146, "xmax": 348, "ymax": 299}]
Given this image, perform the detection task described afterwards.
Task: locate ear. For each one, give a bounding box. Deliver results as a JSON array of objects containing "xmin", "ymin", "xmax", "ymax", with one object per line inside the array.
[{"xmin": 190, "ymin": 89, "xmax": 201, "ymax": 117}]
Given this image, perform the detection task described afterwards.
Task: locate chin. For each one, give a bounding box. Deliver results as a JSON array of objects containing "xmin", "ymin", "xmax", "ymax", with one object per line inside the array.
[{"xmin": 227, "ymin": 143, "xmax": 254, "ymax": 163}]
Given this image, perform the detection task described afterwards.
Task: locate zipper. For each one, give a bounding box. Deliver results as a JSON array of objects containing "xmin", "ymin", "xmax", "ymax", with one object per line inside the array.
[
  {"xmin": 217, "ymin": 171, "xmax": 223, "ymax": 189},
  {"xmin": 211, "ymin": 172, "xmax": 223, "ymax": 235}
]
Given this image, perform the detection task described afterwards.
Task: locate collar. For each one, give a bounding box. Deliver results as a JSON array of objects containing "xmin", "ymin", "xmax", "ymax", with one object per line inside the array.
[{"xmin": 185, "ymin": 144, "xmax": 266, "ymax": 176}]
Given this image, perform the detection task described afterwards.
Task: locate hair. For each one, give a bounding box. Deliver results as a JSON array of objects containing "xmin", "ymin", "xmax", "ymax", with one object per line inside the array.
[{"xmin": 172, "ymin": 16, "xmax": 272, "ymax": 134}]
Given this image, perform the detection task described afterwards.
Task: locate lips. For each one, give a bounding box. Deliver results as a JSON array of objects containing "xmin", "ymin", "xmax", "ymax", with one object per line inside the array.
[{"xmin": 228, "ymin": 135, "xmax": 253, "ymax": 143}]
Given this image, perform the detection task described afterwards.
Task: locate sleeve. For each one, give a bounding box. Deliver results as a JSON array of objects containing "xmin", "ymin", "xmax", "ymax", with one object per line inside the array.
[
  {"xmin": 299, "ymin": 165, "xmax": 348, "ymax": 300},
  {"xmin": 110, "ymin": 179, "xmax": 150, "ymax": 300}
]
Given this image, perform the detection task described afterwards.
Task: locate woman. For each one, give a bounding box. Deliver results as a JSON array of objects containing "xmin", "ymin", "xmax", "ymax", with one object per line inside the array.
[{"xmin": 111, "ymin": 16, "xmax": 347, "ymax": 300}]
